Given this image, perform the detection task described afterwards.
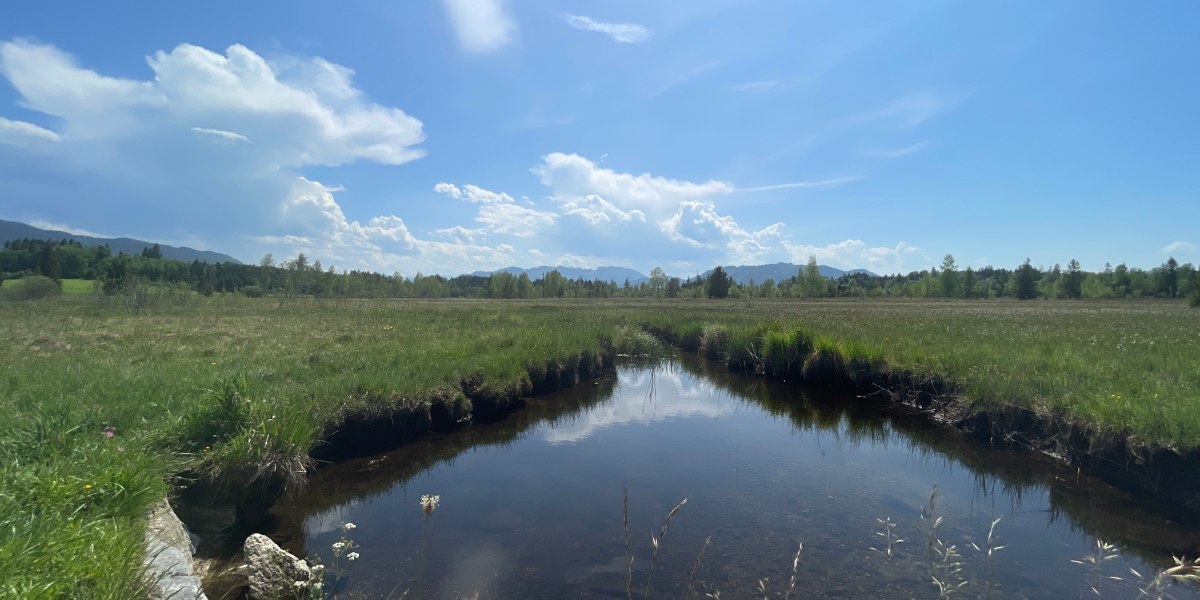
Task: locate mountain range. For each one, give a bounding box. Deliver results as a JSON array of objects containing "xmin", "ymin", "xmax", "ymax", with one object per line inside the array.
[
  {"xmin": 702, "ymin": 262, "xmax": 877, "ymax": 285},
  {"xmin": 0, "ymin": 219, "xmax": 241, "ymax": 264},
  {"xmin": 472, "ymin": 262, "xmax": 877, "ymax": 285},
  {"xmin": 471, "ymin": 265, "xmax": 650, "ymax": 284},
  {"xmin": 2, "ymin": 218, "xmax": 880, "ymax": 281}
]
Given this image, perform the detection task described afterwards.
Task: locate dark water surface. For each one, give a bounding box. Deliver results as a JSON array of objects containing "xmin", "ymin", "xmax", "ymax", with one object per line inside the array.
[{"xmin": 269, "ymin": 356, "xmax": 1200, "ymax": 599}]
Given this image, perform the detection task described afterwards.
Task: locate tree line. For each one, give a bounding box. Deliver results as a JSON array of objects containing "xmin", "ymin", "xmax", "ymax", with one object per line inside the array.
[{"xmin": 2, "ymin": 239, "xmax": 1196, "ymax": 303}]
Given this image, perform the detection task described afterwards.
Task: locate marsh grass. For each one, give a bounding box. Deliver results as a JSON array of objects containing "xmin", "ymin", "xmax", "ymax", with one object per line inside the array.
[{"xmin": 3, "ymin": 296, "xmax": 1200, "ymax": 597}]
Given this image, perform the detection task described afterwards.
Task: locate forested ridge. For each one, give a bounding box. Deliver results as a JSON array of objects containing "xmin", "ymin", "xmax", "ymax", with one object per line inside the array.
[{"xmin": 2, "ymin": 238, "xmax": 1196, "ymax": 302}]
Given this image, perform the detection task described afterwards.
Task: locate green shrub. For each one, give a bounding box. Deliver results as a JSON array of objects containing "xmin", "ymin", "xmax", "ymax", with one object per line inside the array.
[
  {"xmin": 699, "ymin": 324, "xmax": 728, "ymax": 361},
  {"xmin": 242, "ymin": 285, "xmax": 265, "ymax": 298},
  {"xmin": 1190, "ymin": 290, "xmax": 1200, "ymax": 308},
  {"xmin": 0, "ymin": 275, "xmax": 62, "ymax": 301}
]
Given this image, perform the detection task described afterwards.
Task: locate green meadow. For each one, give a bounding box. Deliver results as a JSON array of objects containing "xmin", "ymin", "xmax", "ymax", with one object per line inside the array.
[{"xmin": 1, "ymin": 295, "xmax": 1198, "ymax": 598}]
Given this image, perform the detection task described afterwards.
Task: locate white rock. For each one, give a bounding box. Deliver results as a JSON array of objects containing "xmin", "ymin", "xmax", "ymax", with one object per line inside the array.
[
  {"xmin": 145, "ymin": 500, "xmax": 208, "ymax": 600},
  {"xmin": 243, "ymin": 533, "xmax": 316, "ymax": 600}
]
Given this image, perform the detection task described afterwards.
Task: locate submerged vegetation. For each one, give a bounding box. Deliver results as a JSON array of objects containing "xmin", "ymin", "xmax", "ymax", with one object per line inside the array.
[{"xmin": 1, "ymin": 294, "xmax": 1198, "ymax": 597}]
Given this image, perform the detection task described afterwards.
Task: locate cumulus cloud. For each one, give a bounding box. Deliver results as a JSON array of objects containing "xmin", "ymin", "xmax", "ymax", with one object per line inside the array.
[
  {"xmin": 475, "ymin": 203, "xmax": 556, "ymax": 236},
  {"xmin": 559, "ymin": 194, "xmax": 646, "ymax": 225},
  {"xmin": 435, "ymin": 181, "xmax": 556, "ymax": 237},
  {"xmin": 782, "ymin": 239, "xmax": 930, "ymax": 274},
  {"xmin": 278, "ymin": 177, "xmax": 519, "ymax": 274},
  {"xmin": 0, "ymin": 116, "xmax": 61, "ymax": 146},
  {"xmin": 660, "ymin": 200, "xmax": 783, "ymax": 262},
  {"xmin": 0, "ymin": 40, "xmax": 425, "ymax": 165},
  {"xmin": 532, "ymin": 152, "xmax": 733, "ymax": 212},
  {"xmin": 435, "ymin": 182, "xmax": 515, "ymax": 204},
  {"xmin": 531, "ymin": 152, "xmax": 819, "ymax": 268},
  {"xmin": 0, "ymin": 39, "xmax": 433, "ymax": 263},
  {"xmin": 563, "ymin": 15, "xmax": 652, "ymax": 43},
  {"xmin": 441, "ymin": 0, "xmax": 517, "ymax": 53}
]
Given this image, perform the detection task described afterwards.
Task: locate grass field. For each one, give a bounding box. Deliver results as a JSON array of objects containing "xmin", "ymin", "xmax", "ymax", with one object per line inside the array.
[
  {"xmin": 1, "ymin": 295, "xmax": 1197, "ymax": 598},
  {"xmin": 0, "ymin": 277, "xmax": 95, "ymax": 295}
]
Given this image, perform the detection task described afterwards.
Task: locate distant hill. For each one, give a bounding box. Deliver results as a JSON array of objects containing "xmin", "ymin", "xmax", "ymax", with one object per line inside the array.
[
  {"xmin": 472, "ymin": 265, "xmax": 649, "ymax": 284},
  {"xmin": 703, "ymin": 262, "xmax": 876, "ymax": 285},
  {"xmin": 0, "ymin": 219, "xmax": 241, "ymax": 264}
]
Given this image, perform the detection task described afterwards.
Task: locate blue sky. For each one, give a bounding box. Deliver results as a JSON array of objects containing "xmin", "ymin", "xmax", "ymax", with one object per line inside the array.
[{"xmin": 1, "ymin": 1, "xmax": 1197, "ymax": 277}]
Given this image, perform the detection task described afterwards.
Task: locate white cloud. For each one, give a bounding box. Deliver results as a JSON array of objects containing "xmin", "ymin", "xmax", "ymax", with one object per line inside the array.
[
  {"xmin": 433, "ymin": 182, "xmax": 462, "ymax": 198},
  {"xmin": 1161, "ymin": 241, "xmax": 1198, "ymax": 255},
  {"xmin": 435, "ymin": 182, "xmax": 517, "ymax": 204},
  {"xmin": 0, "ymin": 116, "xmax": 61, "ymax": 146},
  {"xmin": 0, "ymin": 39, "xmax": 425, "ymax": 166},
  {"xmin": 441, "ymin": 0, "xmax": 517, "ymax": 53},
  {"xmin": 782, "ymin": 239, "xmax": 930, "ymax": 274},
  {"xmin": 279, "ymin": 177, "xmax": 518, "ymax": 275},
  {"xmin": 559, "ymin": 194, "xmax": 646, "ymax": 225},
  {"xmin": 191, "ymin": 127, "xmax": 250, "ymax": 144},
  {"xmin": 654, "ymin": 61, "xmax": 723, "ymax": 97},
  {"xmin": 0, "ymin": 39, "xmax": 431, "ymax": 268},
  {"xmin": 532, "ymin": 152, "xmax": 733, "ymax": 213},
  {"xmin": 843, "ymin": 93, "xmax": 946, "ymax": 128},
  {"xmin": 475, "ymin": 203, "xmax": 556, "ymax": 236},
  {"xmin": 436, "ymin": 181, "xmax": 557, "ymax": 237},
  {"xmin": 555, "ymin": 253, "xmax": 598, "ymax": 269},
  {"xmin": 563, "ymin": 15, "xmax": 652, "ymax": 43},
  {"xmin": 862, "ymin": 141, "xmax": 929, "ymax": 159},
  {"xmin": 660, "ymin": 200, "xmax": 784, "ymax": 263},
  {"xmin": 739, "ymin": 176, "xmax": 863, "ymax": 193},
  {"xmin": 434, "ymin": 225, "xmax": 486, "ymax": 243},
  {"xmin": 729, "ymin": 80, "xmax": 779, "ymax": 94},
  {"xmin": 27, "ymin": 219, "xmax": 105, "ymax": 237}
]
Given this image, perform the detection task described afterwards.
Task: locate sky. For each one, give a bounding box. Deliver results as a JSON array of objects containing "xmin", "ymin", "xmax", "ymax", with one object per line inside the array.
[{"xmin": 1, "ymin": 1, "xmax": 1197, "ymax": 277}]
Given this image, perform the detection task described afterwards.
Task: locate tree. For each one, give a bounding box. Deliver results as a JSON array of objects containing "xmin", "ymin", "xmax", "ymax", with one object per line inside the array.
[
  {"xmin": 1016, "ymin": 258, "xmax": 1037, "ymax": 300},
  {"xmin": 141, "ymin": 243, "xmax": 162, "ymax": 259},
  {"xmin": 707, "ymin": 265, "xmax": 732, "ymax": 299},
  {"xmin": 962, "ymin": 266, "xmax": 976, "ymax": 299},
  {"xmin": 1112, "ymin": 263, "xmax": 1131, "ymax": 297},
  {"xmin": 801, "ymin": 256, "xmax": 826, "ymax": 298},
  {"xmin": 649, "ymin": 267, "xmax": 668, "ymax": 298},
  {"xmin": 1064, "ymin": 259, "xmax": 1083, "ymax": 299},
  {"xmin": 665, "ymin": 277, "xmax": 681, "ymax": 299},
  {"xmin": 939, "ymin": 254, "xmax": 961, "ymax": 298},
  {"xmin": 1163, "ymin": 257, "xmax": 1180, "ymax": 298}
]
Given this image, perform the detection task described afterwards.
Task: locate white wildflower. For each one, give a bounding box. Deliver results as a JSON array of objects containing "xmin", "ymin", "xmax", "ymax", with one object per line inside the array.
[
  {"xmin": 342, "ymin": 522, "xmax": 356, "ymax": 532},
  {"xmin": 420, "ymin": 494, "xmax": 440, "ymax": 515},
  {"xmin": 347, "ymin": 552, "xmax": 360, "ymax": 561}
]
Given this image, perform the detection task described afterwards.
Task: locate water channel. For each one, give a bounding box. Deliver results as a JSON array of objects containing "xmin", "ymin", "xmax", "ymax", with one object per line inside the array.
[{"xmin": 267, "ymin": 354, "xmax": 1200, "ymax": 599}]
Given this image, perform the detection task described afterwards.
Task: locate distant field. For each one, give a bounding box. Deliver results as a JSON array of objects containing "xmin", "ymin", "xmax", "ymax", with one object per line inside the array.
[
  {"xmin": 1, "ymin": 296, "xmax": 1197, "ymax": 597},
  {"xmin": 0, "ymin": 277, "xmax": 94, "ymax": 294},
  {"xmin": 61, "ymin": 278, "xmax": 95, "ymax": 294}
]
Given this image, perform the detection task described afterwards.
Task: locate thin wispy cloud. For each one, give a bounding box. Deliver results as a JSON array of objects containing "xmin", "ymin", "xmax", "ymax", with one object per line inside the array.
[
  {"xmin": 653, "ymin": 60, "xmax": 722, "ymax": 97},
  {"xmin": 191, "ymin": 127, "xmax": 251, "ymax": 144},
  {"xmin": 27, "ymin": 219, "xmax": 107, "ymax": 237},
  {"xmin": 1161, "ymin": 241, "xmax": 1198, "ymax": 255},
  {"xmin": 563, "ymin": 14, "xmax": 652, "ymax": 43},
  {"xmin": 842, "ymin": 92, "xmax": 948, "ymax": 128},
  {"xmin": 0, "ymin": 116, "xmax": 61, "ymax": 146},
  {"xmin": 862, "ymin": 141, "xmax": 928, "ymax": 159},
  {"xmin": 441, "ymin": 0, "xmax": 517, "ymax": 53},
  {"xmin": 739, "ymin": 176, "xmax": 864, "ymax": 192},
  {"xmin": 729, "ymin": 80, "xmax": 779, "ymax": 94}
]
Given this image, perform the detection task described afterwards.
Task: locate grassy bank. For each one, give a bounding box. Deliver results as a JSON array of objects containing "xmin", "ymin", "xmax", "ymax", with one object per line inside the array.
[{"xmin": 1, "ymin": 296, "xmax": 1197, "ymax": 597}]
